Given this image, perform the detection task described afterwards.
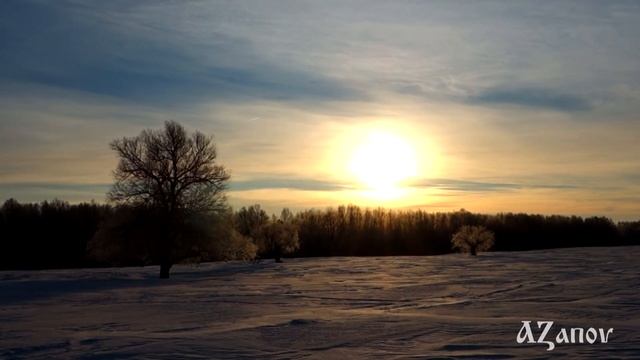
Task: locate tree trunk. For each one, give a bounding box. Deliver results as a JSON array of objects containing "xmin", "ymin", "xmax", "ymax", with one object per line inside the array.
[
  {"xmin": 159, "ymin": 260, "xmax": 172, "ymax": 278},
  {"xmin": 470, "ymin": 247, "xmax": 477, "ymax": 256},
  {"xmin": 274, "ymin": 243, "xmax": 283, "ymax": 263}
]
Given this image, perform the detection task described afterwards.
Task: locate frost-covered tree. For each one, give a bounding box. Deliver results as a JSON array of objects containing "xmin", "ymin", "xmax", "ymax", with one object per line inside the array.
[
  {"xmin": 215, "ymin": 229, "xmax": 258, "ymax": 261},
  {"xmin": 451, "ymin": 225, "xmax": 495, "ymax": 256},
  {"xmin": 107, "ymin": 121, "xmax": 230, "ymax": 278},
  {"xmin": 257, "ymin": 209, "xmax": 300, "ymax": 262},
  {"xmin": 234, "ymin": 207, "xmax": 299, "ymax": 262},
  {"xmin": 234, "ymin": 204, "xmax": 269, "ymax": 240}
]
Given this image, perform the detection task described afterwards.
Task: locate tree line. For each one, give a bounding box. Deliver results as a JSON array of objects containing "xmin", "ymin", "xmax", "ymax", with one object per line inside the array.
[
  {"xmin": 1, "ymin": 199, "xmax": 639, "ymax": 271},
  {"xmin": 293, "ymin": 205, "xmax": 638, "ymax": 256}
]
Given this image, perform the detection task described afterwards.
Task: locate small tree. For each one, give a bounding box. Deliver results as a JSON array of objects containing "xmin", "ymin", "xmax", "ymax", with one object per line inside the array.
[
  {"xmin": 451, "ymin": 225, "xmax": 494, "ymax": 256},
  {"xmin": 258, "ymin": 210, "xmax": 299, "ymax": 262},
  {"xmin": 107, "ymin": 121, "xmax": 230, "ymax": 278},
  {"xmin": 216, "ymin": 229, "xmax": 258, "ymax": 261},
  {"xmin": 212, "ymin": 209, "xmax": 257, "ymax": 261},
  {"xmin": 234, "ymin": 206, "xmax": 299, "ymax": 262},
  {"xmin": 234, "ymin": 204, "xmax": 269, "ymax": 240}
]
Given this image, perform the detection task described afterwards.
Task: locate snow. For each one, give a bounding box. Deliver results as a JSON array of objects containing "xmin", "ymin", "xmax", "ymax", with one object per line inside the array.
[{"xmin": 1, "ymin": 247, "xmax": 639, "ymax": 359}]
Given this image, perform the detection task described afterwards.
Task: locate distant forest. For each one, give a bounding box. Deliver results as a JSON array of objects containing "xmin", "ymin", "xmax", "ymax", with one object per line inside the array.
[{"xmin": 1, "ymin": 199, "xmax": 639, "ymax": 271}]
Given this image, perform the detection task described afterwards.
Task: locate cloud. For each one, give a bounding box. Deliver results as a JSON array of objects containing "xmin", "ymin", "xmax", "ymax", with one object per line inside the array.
[
  {"xmin": 0, "ymin": 182, "xmax": 110, "ymax": 203},
  {"xmin": 469, "ymin": 87, "xmax": 591, "ymax": 112},
  {"xmin": 411, "ymin": 178, "xmax": 577, "ymax": 192},
  {"xmin": 0, "ymin": 1, "xmax": 366, "ymax": 107},
  {"xmin": 228, "ymin": 176, "xmax": 577, "ymax": 193},
  {"xmin": 230, "ymin": 178, "xmax": 351, "ymax": 192}
]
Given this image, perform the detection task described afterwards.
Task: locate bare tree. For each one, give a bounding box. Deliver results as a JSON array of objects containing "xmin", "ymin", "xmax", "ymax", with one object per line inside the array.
[
  {"xmin": 451, "ymin": 225, "xmax": 495, "ymax": 256},
  {"xmin": 109, "ymin": 121, "xmax": 230, "ymax": 278}
]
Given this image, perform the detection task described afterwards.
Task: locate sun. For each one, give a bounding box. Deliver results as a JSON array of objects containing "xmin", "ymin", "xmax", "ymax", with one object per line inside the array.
[{"xmin": 348, "ymin": 130, "xmax": 418, "ymax": 199}]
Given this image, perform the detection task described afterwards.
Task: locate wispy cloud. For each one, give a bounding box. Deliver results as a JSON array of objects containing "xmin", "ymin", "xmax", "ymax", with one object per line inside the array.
[
  {"xmin": 411, "ymin": 178, "xmax": 578, "ymax": 192},
  {"xmin": 0, "ymin": 182, "xmax": 110, "ymax": 203},
  {"xmin": 468, "ymin": 87, "xmax": 591, "ymax": 112},
  {"xmin": 0, "ymin": 1, "xmax": 366, "ymax": 106},
  {"xmin": 229, "ymin": 176, "xmax": 577, "ymax": 193},
  {"xmin": 230, "ymin": 178, "xmax": 351, "ymax": 192}
]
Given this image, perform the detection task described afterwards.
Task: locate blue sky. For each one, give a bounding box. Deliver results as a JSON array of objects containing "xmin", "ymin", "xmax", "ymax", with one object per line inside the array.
[{"xmin": 1, "ymin": 1, "xmax": 640, "ymax": 219}]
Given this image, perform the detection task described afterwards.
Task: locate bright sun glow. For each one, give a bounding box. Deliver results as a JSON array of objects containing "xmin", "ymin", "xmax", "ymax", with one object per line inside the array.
[{"xmin": 348, "ymin": 130, "xmax": 418, "ymax": 199}]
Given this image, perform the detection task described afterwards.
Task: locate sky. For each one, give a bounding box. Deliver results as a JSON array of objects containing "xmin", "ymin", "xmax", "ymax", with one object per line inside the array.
[{"xmin": 1, "ymin": 0, "xmax": 640, "ymax": 220}]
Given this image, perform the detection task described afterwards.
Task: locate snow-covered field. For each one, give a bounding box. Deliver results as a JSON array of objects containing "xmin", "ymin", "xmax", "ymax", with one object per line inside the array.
[{"xmin": 1, "ymin": 247, "xmax": 639, "ymax": 359}]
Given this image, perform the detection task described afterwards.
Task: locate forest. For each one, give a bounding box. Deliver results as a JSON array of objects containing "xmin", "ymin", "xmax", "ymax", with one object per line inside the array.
[{"xmin": 1, "ymin": 198, "xmax": 638, "ymax": 271}]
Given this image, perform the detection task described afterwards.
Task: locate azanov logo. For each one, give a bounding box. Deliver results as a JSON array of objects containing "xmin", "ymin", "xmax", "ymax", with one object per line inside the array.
[{"xmin": 517, "ymin": 321, "xmax": 614, "ymax": 351}]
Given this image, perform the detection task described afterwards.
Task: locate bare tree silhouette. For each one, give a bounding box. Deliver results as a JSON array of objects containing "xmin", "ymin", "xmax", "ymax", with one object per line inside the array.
[
  {"xmin": 451, "ymin": 225, "xmax": 495, "ymax": 256},
  {"xmin": 109, "ymin": 121, "xmax": 230, "ymax": 278}
]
